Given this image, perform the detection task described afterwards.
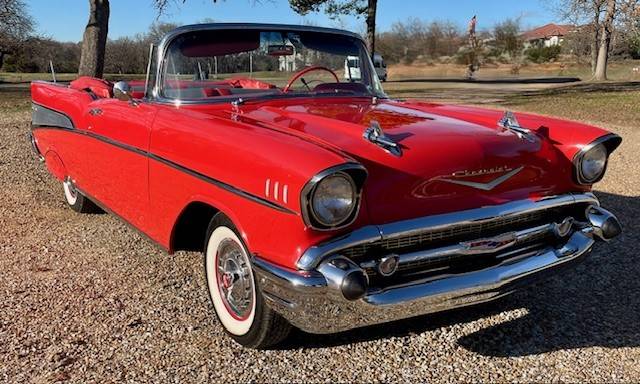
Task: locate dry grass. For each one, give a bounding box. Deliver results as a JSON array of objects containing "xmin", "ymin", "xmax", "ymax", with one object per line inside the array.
[
  {"xmin": 4, "ymin": 60, "xmax": 639, "ymax": 85},
  {"xmin": 0, "ymin": 89, "xmax": 31, "ymax": 112},
  {"xmin": 389, "ymin": 61, "xmax": 640, "ymax": 81},
  {"xmin": 503, "ymin": 91, "xmax": 640, "ymax": 128}
]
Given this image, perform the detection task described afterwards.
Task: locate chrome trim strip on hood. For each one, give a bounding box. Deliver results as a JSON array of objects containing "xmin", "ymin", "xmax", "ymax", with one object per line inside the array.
[
  {"xmin": 296, "ymin": 192, "xmax": 599, "ymax": 270},
  {"xmin": 439, "ymin": 166, "xmax": 523, "ymax": 191}
]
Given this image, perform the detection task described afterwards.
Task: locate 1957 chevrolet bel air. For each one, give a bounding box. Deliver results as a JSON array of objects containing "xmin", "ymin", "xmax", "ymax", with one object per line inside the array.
[{"xmin": 30, "ymin": 23, "xmax": 622, "ymax": 349}]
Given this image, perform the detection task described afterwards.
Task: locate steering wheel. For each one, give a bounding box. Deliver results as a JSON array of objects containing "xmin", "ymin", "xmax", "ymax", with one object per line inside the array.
[{"xmin": 283, "ymin": 66, "xmax": 339, "ymax": 93}]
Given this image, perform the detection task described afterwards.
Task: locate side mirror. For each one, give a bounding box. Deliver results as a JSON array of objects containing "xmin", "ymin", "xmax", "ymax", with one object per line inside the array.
[{"xmin": 113, "ymin": 81, "xmax": 134, "ymax": 102}]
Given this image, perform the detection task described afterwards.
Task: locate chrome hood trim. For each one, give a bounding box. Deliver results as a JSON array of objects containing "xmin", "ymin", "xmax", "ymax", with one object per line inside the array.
[
  {"xmin": 296, "ymin": 192, "xmax": 599, "ymax": 270},
  {"xmin": 438, "ymin": 166, "xmax": 523, "ymax": 191}
]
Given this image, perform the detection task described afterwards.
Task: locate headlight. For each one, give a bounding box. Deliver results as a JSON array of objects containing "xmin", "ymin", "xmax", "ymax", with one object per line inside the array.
[
  {"xmin": 578, "ymin": 143, "xmax": 607, "ymax": 183},
  {"xmin": 310, "ymin": 173, "xmax": 356, "ymax": 227}
]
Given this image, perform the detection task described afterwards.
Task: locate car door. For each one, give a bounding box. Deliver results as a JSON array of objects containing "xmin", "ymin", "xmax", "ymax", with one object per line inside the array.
[{"xmin": 79, "ymin": 98, "xmax": 157, "ymax": 229}]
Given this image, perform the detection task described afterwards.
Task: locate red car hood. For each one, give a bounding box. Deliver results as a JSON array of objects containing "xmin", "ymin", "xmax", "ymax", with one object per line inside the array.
[{"xmin": 215, "ymin": 98, "xmax": 577, "ymax": 223}]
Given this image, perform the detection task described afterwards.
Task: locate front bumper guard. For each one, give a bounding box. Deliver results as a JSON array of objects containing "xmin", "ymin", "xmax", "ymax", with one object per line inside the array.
[{"xmin": 253, "ymin": 195, "xmax": 620, "ymax": 334}]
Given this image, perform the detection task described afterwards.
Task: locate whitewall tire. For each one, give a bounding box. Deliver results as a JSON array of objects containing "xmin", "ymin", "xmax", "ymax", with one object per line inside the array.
[
  {"xmin": 62, "ymin": 177, "xmax": 101, "ymax": 214},
  {"xmin": 206, "ymin": 226, "xmax": 256, "ymax": 336},
  {"xmin": 204, "ymin": 213, "xmax": 291, "ymax": 349}
]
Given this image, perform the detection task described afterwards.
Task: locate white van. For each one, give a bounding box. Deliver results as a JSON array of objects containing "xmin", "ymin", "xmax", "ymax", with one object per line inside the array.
[{"xmin": 345, "ymin": 54, "xmax": 387, "ymax": 82}]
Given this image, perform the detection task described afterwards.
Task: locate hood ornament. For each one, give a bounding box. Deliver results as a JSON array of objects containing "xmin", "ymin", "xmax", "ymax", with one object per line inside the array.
[
  {"xmin": 498, "ymin": 111, "xmax": 537, "ymax": 143},
  {"xmin": 363, "ymin": 121, "xmax": 402, "ymax": 157}
]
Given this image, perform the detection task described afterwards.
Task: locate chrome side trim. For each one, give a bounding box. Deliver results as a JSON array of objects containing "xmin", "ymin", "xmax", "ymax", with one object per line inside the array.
[
  {"xmin": 572, "ymin": 133, "xmax": 622, "ymax": 185},
  {"xmin": 296, "ymin": 192, "xmax": 599, "ymax": 270},
  {"xmin": 73, "ymin": 185, "xmax": 169, "ymax": 253},
  {"xmin": 30, "ymin": 125, "xmax": 296, "ymax": 215},
  {"xmin": 28, "ymin": 132, "xmax": 44, "ymax": 162}
]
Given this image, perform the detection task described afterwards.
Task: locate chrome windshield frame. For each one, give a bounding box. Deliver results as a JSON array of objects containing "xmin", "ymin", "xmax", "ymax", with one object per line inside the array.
[{"xmin": 149, "ymin": 23, "xmax": 384, "ymax": 105}]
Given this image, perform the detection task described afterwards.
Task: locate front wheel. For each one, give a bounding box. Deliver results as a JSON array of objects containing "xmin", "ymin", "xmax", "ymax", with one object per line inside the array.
[{"xmin": 204, "ymin": 213, "xmax": 291, "ymax": 349}]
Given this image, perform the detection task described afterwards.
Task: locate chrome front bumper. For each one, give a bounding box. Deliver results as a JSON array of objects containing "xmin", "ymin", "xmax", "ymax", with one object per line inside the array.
[{"xmin": 253, "ymin": 193, "xmax": 621, "ymax": 334}]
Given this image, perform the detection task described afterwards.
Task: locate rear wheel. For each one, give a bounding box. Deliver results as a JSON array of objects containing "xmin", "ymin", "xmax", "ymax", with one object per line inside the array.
[
  {"xmin": 204, "ymin": 213, "xmax": 291, "ymax": 349},
  {"xmin": 63, "ymin": 177, "xmax": 101, "ymax": 214}
]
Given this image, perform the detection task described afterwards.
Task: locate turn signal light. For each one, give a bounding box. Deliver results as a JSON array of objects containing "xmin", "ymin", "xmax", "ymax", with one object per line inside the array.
[{"xmin": 378, "ymin": 255, "xmax": 399, "ymax": 277}]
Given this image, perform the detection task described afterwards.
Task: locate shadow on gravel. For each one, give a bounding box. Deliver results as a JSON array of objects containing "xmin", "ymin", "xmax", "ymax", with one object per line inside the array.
[
  {"xmin": 457, "ymin": 191, "xmax": 640, "ymax": 357},
  {"xmin": 280, "ymin": 191, "xmax": 640, "ymax": 355}
]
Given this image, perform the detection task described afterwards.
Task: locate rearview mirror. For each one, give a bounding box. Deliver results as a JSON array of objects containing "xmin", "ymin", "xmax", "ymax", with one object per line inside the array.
[
  {"xmin": 268, "ymin": 45, "xmax": 294, "ymax": 56},
  {"xmin": 113, "ymin": 81, "xmax": 133, "ymax": 102}
]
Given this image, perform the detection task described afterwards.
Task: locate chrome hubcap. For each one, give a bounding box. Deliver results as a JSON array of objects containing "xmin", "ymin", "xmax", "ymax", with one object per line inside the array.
[
  {"xmin": 216, "ymin": 239, "xmax": 254, "ymax": 319},
  {"xmin": 64, "ymin": 178, "xmax": 78, "ymax": 201}
]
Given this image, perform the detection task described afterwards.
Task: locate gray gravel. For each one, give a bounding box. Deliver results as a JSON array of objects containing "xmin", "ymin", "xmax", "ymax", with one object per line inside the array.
[{"xmin": 1, "ymin": 98, "xmax": 640, "ymax": 383}]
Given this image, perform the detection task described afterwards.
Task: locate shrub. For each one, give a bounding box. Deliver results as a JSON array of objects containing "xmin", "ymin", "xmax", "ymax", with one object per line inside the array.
[{"xmin": 525, "ymin": 45, "xmax": 562, "ymax": 63}]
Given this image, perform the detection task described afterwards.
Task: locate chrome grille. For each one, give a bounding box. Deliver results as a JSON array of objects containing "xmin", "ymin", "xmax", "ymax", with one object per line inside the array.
[
  {"xmin": 394, "ymin": 230, "xmax": 553, "ymax": 274},
  {"xmin": 383, "ymin": 210, "xmax": 547, "ymax": 249},
  {"xmin": 342, "ymin": 209, "xmax": 553, "ymax": 260}
]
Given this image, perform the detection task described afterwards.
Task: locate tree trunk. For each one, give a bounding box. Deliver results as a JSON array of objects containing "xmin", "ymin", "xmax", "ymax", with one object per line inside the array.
[
  {"xmin": 78, "ymin": 0, "xmax": 110, "ymax": 78},
  {"xmin": 590, "ymin": 8, "xmax": 601, "ymax": 75},
  {"xmin": 590, "ymin": 29, "xmax": 599, "ymax": 74},
  {"xmin": 594, "ymin": 0, "xmax": 616, "ymax": 81},
  {"xmin": 366, "ymin": 0, "xmax": 377, "ymax": 58},
  {"xmin": 0, "ymin": 52, "xmax": 4, "ymax": 71}
]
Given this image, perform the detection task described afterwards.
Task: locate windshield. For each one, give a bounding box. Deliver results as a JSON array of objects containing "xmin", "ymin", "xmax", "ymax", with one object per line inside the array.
[{"xmin": 160, "ymin": 28, "xmax": 385, "ymax": 102}]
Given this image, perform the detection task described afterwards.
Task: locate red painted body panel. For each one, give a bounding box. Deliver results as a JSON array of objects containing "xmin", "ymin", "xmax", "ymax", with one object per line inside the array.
[{"xmin": 30, "ymin": 79, "xmax": 614, "ymax": 269}]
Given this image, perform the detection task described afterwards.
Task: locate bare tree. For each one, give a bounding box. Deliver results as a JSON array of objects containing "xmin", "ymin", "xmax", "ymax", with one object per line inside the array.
[
  {"xmin": 594, "ymin": 0, "xmax": 616, "ymax": 80},
  {"xmin": 555, "ymin": 0, "xmax": 638, "ymax": 79},
  {"xmin": 555, "ymin": 0, "xmax": 605, "ymax": 74},
  {"xmin": 494, "ymin": 18, "xmax": 524, "ymax": 60},
  {"xmin": 153, "ymin": 0, "xmax": 219, "ymax": 14},
  {"xmin": 288, "ymin": 0, "xmax": 378, "ymax": 57},
  {"xmin": 78, "ymin": 0, "xmax": 110, "ymax": 78},
  {"xmin": 0, "ymin": 0, "xmax": 34, "ymax": 69}
]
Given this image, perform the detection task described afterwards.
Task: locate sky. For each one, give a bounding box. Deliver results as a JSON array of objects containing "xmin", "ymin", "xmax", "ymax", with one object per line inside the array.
[{"xmin": 27, "ymin": 0, "xmax": 559, "ymax": 43}]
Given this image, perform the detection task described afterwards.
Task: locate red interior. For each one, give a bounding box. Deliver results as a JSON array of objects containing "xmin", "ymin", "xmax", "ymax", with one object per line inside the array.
[
  {"xmin": 68, "ymin": 76, "xmax": 279, "ymax": 100},
  {"xmin": 69, "ymin": 77, "xmax": 114, "ymax": 99}
]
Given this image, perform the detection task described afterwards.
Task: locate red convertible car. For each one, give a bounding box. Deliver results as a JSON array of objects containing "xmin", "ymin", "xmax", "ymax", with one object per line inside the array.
[{"xmin": 30, "ymin": 23, "xmax": 622, "ymax": 349}]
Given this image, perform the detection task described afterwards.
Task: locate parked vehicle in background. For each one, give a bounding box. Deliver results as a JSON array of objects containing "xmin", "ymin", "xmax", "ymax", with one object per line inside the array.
[
  {"xmin": 345, "ymin": 53, "xmax": 387, "ymax": 82},
  {"xmin": 30, "ymin": 23, "xmax": 622, "ymax": 349}
]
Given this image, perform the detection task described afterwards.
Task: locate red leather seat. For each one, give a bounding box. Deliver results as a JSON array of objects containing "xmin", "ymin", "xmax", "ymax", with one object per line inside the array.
[
  {"xmin": 70, "ymin": 77, "xmax": 113, "ymax": 98},
  {"xmin": 314, "ymin": 82, "xmax": 368, "ymax": 94}
]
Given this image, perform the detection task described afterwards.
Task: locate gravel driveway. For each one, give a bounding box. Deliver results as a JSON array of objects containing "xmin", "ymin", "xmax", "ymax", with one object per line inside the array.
[{"xmin": 1, "ymin": 96, "xmax": 639, "ymax": 383}]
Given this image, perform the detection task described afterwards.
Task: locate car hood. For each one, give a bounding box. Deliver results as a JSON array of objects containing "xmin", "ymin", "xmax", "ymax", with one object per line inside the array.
[{"xmin": 220, "ymin": 98, "xmax": 577, "ymax": 223}]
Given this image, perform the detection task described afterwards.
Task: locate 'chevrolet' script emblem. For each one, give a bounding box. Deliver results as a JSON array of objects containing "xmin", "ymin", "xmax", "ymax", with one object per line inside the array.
[
  {"xmin": 440, "ymin": 165, "xmax": 523, "ymax": 191},
  {"xmin": 461, "ymin": 232, "xmax": 518, "ymax": 254}
]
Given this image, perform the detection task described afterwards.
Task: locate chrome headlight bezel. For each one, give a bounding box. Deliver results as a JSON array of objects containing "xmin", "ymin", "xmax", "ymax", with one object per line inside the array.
[
  {"xmin": 573, "ymin": 134, "xmax": 622, "ymax": 185},
  {"xmin": 301, "ymin": 163, "xmax": 367, "ymax": 231}
]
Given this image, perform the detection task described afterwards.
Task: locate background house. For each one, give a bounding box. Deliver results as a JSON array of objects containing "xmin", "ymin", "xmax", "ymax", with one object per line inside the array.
[{"xmin": 522, "ymin": 23, "xmax": 575, "ymax": 47}]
